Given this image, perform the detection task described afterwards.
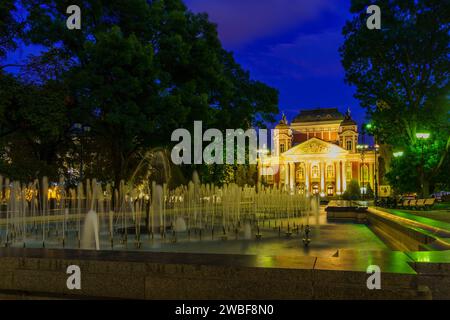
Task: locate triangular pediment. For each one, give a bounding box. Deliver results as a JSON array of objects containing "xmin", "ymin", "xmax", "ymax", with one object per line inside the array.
[{"xmin": 282, "ymin": 137, "xmax": 348, "ymax": 155}]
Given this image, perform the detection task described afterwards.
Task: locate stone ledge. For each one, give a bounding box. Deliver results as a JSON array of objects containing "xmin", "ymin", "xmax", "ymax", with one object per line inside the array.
[{"xmin": 0, "ymin": 248, "xmax": 428, "ymax": 300}]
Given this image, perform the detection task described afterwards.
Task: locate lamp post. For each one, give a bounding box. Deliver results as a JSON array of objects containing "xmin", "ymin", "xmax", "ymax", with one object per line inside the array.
[
  {"xmin": 73, "ymin": 123, "xmax": 91, "ymax": 182},
  {"xmin": 364, "ymin": 122, "xmax": 378, "ymax": 203},
  {"xmin": 392, "ymin": 151, "xmax": 404, "ymax": 202},
  {"xmin": 374, "ymin": 143, "xmax": 380, "ymax": 204},
  {"xmin": 416, "ymin": 132, "xmax": 430, "ymax": 198},
  {"xmin": 357, "ymin": 144, "xmax": 369, "ymax": 200}
]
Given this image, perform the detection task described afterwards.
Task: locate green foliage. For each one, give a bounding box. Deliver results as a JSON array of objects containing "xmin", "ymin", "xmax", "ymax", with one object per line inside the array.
[
  {"xmin": 234, "ymin": 164, "xmax": 257, "ymax": 187},
  {"xmin": 71, "ymin": 26, "xmax": 157, "ymax": 185},
  {"xmin": 385, "ymin": 152, "xmax": 419, "ymax": 194},
  {"xmin": 0, "ymin": 0, "xmax": 21, "ymax": 60},
  {"xmin": 0, "ymin": 75, "xmax": 71, "ymax": 181},
  {"xmin": 200, "ymin": 163, "xmax": 257, "ymax": 187},
  {"xmin": 342, "ymin": 180, "xmax": 361, "ymax": 200},
  {"xmin": 341, "ymin": 0, "xmax": 450, "ymax": 195},
  {"xmin": 385, "ymin": 137, "xmax": 449, "ymax": 194},
  {"xmin": 0, "ymin": 0, "xmax": 279, "ymax": 186},
  {"xmin": 365, "ymin": 183, "xmax": 374, "ymax": 199}
]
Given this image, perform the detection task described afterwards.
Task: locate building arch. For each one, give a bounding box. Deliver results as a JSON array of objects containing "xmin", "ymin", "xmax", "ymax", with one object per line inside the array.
[
  {"xmin": 296, "ymin": 164, "xmax": 305, "ymax": 181},
  {"xmin": 312, "ymin": 165, "xmax": 319, "ymax": 179},
  {"xmin": 326, "ymin": 164, "xmax": 334, "ymax": 178},
  {"xmin": 327, "ymin": 183, "xmax": 335, "ymax": 196}
]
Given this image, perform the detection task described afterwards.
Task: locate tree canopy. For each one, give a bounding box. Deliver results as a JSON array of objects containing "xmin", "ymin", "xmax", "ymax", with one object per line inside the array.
[
  {"xmin": 0, "ymin": 0, "xmax": 279, "ymax": 187},
  {"xmin": 0, "ymin": 0, "xmax": 21, "ymax": 61},
  {"xmin": 341, "ymin": 0, "xmax": 450, "ymax": 195}
]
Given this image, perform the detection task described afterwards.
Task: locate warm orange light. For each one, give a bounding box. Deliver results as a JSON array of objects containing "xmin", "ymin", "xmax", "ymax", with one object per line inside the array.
[{"xmin": 47, "ymin": 186, "xmax": 62, "ymax": 200}]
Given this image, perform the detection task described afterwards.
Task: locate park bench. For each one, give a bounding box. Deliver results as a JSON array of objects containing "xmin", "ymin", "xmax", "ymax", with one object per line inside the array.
[
  {"xmin": 424, "ymin": 198, "xmax": 436, "ymax": 210},
  {"xmin": 415, "ymin": 199, "xmax": 426, "ymax": 210},
  {"xmin": 400, "ymin": 199, "xmax": 410, "ymax": 208},
  {"xmin": 408, "ymin": 200, "xmax": 417, "ymax": 209}
]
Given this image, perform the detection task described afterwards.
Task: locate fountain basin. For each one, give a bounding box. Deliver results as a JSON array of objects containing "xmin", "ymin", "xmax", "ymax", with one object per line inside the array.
[{"xmin": 0, "ymin": 247, "xmax": 438, "ymax": 300}]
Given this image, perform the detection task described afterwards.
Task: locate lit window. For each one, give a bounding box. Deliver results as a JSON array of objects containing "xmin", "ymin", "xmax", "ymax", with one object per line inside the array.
[
  {"xmin": 312, "ymin": 165, "xmax": 319, "ymax": 178},
  {"xmin": 346, "ymin": 163, "xmax": 352, "ymax": 179},
  {"xmin": 297, "ymin": 166, "xmax": 305, "ymax": 180},
  {"xmin": 312, "ymin": 184, "xmax": 319, "ymax": 194},
  {"xmin": 326, "ymin": 165, "xmax": 334, "ymax": 178},
  {"xmin": 346, "ymin": 140, "xmax": 352, "ymax": 151},
  {"xmin": 327, "ymin": 185, "xmax": 334, "ymax": 196}
]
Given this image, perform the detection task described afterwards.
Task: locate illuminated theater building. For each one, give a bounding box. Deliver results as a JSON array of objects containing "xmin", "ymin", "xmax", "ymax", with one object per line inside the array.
[{"xmin": 259, "ymin": 108, "xmax": 377, "ymax": 196}]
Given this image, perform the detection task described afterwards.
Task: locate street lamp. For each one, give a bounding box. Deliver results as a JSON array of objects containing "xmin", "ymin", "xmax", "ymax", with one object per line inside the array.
[
  {"xmin": 393, "ymin": 151, "xmax": 404, "ymax": 158},
  {"xmin": 374, "ymin": 143, "xmax": 380, "ymax": 204},
  {"xmin": 72, "ymin": 123, "xmax": 91, "ymax": 182},
  {"xmin": 364, "ymin": 122, "xmax": 379, "ymax": 203},
  {"xmin": 357, "ymin": 144, "xmax": 369, "ymax": 200},
  {"xmin": 416, "ymin": 132, "xmax": 430, "ymax": 198},
  {"xmin": 416, "ymin": 133, "xmax": 430, "ymax": 139}
]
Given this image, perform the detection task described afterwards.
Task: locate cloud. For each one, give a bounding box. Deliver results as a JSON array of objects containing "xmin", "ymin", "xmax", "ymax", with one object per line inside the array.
[
  {"xmin": 185, "ymin": 0, "xmax": 338, "ymax": 48},
  {"xmin": 268, "ymin": 30, "xmax": 344, "ymax": 78}
]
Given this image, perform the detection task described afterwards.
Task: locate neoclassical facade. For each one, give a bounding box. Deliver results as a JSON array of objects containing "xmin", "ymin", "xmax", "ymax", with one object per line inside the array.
[{"xmin": 259, "ymin": 108, "xmax": 377, "ymax": 196}]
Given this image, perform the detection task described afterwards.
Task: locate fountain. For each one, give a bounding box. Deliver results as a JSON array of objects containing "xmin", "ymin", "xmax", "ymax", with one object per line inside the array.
[
  {"xmin": 81, "ymin": 210, "xmax": 100, "ymax": 250},
  {"xmin": 0, "ymin": 173, "xmax": 320, "ymax": 253},
  {"xmin": 244, "ymin": 223, "xmax": 252, "ymax": 240},
  {"xmin": 174, "ymin": 217, "xmax": 187, "ymax": 232}
]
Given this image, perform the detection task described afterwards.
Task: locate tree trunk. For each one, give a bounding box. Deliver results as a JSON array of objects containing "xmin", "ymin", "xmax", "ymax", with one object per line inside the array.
[{"xmin": 423, "ymin": 179, "xmax": 430, "ymax": 198}]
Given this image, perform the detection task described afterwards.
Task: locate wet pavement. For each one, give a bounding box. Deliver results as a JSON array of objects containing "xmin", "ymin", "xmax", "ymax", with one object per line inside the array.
[{"xmin": 3, "ymin": 209, "xmax": 389, "ymax": 258}]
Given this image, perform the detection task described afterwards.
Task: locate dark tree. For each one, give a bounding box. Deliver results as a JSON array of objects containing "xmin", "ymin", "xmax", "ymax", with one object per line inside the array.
[
  {"xmin": 341, "ymin": 0, "xmax": 450, "ymax": 195},
  {"xmin": 18, "ymin": 0, "xmax": 278, "ymax": 187},
  {"xmin": 0, "ymin": 0, "xmax": 22, "ymax": 63}
]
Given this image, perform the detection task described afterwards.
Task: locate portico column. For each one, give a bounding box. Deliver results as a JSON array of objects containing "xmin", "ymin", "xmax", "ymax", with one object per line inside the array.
[
  {"xmin": 336, "ymin": 161, "xmax": 341, "ymax": 195},
  {"xmin": 305, "ymin": 161, "xmax": 310, "ymax": 195},
  {"xmin": 342, "ymin": 160, "xmax": 347, "ymax": 192},
  {"xmin": 320, "ymin": 161, "xmax": 325, "ymax": 195}
]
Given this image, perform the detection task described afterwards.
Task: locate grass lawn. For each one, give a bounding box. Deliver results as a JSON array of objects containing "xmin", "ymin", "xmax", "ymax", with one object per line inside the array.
[
  {"xmin": 410, "ymin": 211, "xmax": 450, "ymax": 224},
  {"xmin": 399, "ymin": 202, "xmax": 450, "ymax": 224},
  {"xmin": 434, "ymin": 202, "xmax": 450, "ymax": 210}
]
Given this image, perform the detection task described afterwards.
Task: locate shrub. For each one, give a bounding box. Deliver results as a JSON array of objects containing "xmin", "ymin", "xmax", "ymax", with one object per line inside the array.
[{"xmin": 343, "ymin": 180, "xmax": 361, "ymax": 200}]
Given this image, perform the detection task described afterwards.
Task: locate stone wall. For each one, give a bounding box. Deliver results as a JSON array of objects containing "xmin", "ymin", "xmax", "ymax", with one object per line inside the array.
[{"xmin": 0, "ymin": 248, "xmax": 429, "ymax": 300}]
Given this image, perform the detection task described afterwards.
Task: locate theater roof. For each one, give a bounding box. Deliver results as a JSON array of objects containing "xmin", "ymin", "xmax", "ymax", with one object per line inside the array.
[{"xmin": 292, "ymin": 108, "xmax": 344, "ymax": 123}]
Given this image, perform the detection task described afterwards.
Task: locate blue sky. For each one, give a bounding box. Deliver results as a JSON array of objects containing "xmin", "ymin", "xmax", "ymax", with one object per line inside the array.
[
  {"xmin": 186, "ymin": 0, "xmax": 366, "ymax": 125},
  {"xmin": 6, "ymin": 0, "xmax": 367, "ymax": 126}
]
